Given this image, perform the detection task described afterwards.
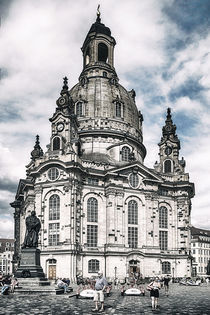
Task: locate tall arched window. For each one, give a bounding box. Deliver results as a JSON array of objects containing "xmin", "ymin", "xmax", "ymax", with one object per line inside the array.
[
  {"xmin": 76, "ymin": 102, "xmax": 83, "ymax": 117},
  {"xmin": 116, "ymin": 102, "xmax": 122, "ymax": 117},
  {"xmin": 53, "ymin": 137, "xmax": 60, "ymax": 151},
  {"xmin": 159, "ymin": 206, "xmax": 168, "ymax": 228},
  {"xmin": 128, "ymin": 200, "xmax": 138, "ymax": 225},
  {"xmin": 88, "ymin": 259, "xmax": 100, "ymax": 273},
  {"xmin": 98, "ymin": 43, "xmax": 108, "ymax": 62},
  {"xmin": 87, "ymin": 197, "xmax": 98, "ymax": 222},
  {"xmin": 49, "ymin": 194, "xmax": 60, "ymax": 220},
  {"xmin": 121, "ymin": 146, "xmax": 130, "ymax": 161},
  {"xmin": 162, "ymin": 261, "xmax": 171, "ymax": 274},
  {"xmin": 85, "ymin": 46, "xmax": 90, "ymax": 65},
  {"xmin": 128, "ymin": 200, "xmax": 138, "ymax": 249},
  {"xmin": 164, "ymin": 159, "xmax": 172, "ymax": 173}
]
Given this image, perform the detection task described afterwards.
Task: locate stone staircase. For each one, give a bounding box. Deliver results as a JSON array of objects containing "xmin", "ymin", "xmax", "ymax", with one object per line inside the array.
[{"xmin": 14, "ymin": 278, "xmax": 59, "ymax": 295}]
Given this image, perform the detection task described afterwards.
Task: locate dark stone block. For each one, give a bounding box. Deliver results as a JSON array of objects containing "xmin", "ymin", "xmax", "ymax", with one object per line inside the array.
[{"xmin": 15, "ymin": 248, "xmax": 45, "ymax": 278}]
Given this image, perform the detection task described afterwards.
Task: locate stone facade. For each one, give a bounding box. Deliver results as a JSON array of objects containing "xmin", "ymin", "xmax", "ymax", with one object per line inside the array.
[
  {"xmin": 191, "ymin": 226, "xmax": 210, "ymax": 277},
  {"xmin": 0, "ymin": 238, "xmax": 14, "ymax": 275},
  {"xmin": 11, "ymin": 13, "xmax": 194, "ymax": 281}
]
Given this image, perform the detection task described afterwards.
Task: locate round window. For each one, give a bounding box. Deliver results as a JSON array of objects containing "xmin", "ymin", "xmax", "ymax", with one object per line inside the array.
[
  {"xmin": 48, "ymin": 168, "xmax": 59, "ymax": 181},
  {"xmin": 129, "ymin": 173, "xmax": 139, "ymax": 189}
]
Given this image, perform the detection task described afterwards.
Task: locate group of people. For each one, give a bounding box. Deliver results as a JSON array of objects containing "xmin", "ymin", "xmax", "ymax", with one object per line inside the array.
[
  {"xmin": 0, "ymin": 274, "xmax": 19, "ymax": 295},
  {"xmin": 90, "ymin": 273, "xmax": 170, "ymax": 312}
]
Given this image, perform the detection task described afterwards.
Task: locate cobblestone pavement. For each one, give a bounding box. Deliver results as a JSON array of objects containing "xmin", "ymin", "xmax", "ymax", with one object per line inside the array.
[{"xmin": 1, "ymin": 284, "xmax": 210, "ymax": 315}]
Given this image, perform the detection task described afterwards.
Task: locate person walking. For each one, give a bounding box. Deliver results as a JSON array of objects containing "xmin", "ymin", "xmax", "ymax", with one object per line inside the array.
[
  {"xmin": 92, "ymin": 272, "xmax": 107, "ymax": 312},
  {"xmin": 163, "ymin": 275, "xmax": 171, "ymax": 296},
  {"xmin": 148, "ymin": 277, "xmax": 161, "ymax": 310}
]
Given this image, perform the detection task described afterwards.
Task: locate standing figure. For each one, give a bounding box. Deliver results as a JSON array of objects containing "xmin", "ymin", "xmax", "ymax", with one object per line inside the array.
[
  {"xmin": 22, "ymin": 211, "xmax": 41, "ymax": 248},
  {"xmin": 163, "ymin": 275, "xmax": 171, "ymax": 296},
  {"xmin": 92, "ymin": 272, "xmax": 107, "ymax": 312},
  {"xmin": 148, "ymin": 277, "xmax": 161, "ymax": 310}
]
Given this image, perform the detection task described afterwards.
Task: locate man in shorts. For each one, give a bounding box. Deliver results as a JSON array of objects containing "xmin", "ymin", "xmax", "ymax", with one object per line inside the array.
[{"xmin": 92, "ymin": 272, "xmax": 107, "ymax": 312}]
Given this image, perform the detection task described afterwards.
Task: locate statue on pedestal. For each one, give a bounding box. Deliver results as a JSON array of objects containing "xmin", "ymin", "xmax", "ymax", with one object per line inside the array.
[{"xmin": 22, "ymin": 211, "xmax": 41, "ymax": 248}]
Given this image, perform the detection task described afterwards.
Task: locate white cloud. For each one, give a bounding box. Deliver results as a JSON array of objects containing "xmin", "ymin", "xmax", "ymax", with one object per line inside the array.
[
  {"xmin": 0, "ymin": 0, "xmax": 210, "ymax": 236},
  {"xmin": 0, "ymin": 216, "xmax": 14, "ymax": 238}
]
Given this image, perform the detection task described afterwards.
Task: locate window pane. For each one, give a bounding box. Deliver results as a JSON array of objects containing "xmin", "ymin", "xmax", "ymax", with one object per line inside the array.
[
  {"xmin": 48, "ymin": 168, "xmax": 59, "ymax": 181},
  {"xmin": 159, "ymin": 206, "xmax": 168, "ymax": 228},
  {"xmin": 164, "ymin": 160, "xmax": 172, "ymax": 173},
  {"xmin": 98, "ymin": 43, "xmax": 108, "ymax": 62},
  {"xmin": 116, "ymin": 102, "xmax": 122, "ymax": 117},
  {"xmin": 76, "ymin": 102, "xmax": 83, "ymax": 117},
  {"xmin": 49, "ymin": 195, "xmax": 60, "ymax": 220},
  {"xmin": 121, "ymin": 146, "xmax": 130, "ymax": 161},
  {"xmin": 87, "ymin": 225, "xmax": 98, "ymax": 247},
  {"xmin": 128, "ymin": 227, "xmax": 138, "ymax": 248},
  {"xmin": 88, "ymin": 259, "xmax": 100, "ymax": 273},
  {"xmin": 159, "ymin": 231, "xmax": 168, "ymax": 250},
  {"xmin": 87, "ymin": 198, "xmax": 98, "ymax": 222},
  {"xmin": 128, "ymin": 200, "xmax": 138, "ymax": 225},
  {"xmin": 162, "ymin": 262, "xmax": 171, "ymax": 274},
  {"xmin": 53, "ymin": 137, "xmax": 60, "ymax": 150},
  {"xmin": 129, "ymin": 174, "xmax": 139, "ymax": 188},
  {"xmin": 49, "ymin": 223, "xmax": 60, "ymax": 246}
]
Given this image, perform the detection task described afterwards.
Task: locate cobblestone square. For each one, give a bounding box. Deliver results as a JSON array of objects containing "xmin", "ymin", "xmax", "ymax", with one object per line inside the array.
[{"xmin": 1, "ymin": 284, "xmax": 210, "ymax": 314}]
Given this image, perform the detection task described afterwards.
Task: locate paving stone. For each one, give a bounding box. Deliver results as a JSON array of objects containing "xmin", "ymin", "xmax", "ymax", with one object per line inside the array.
[{"xmin": 0, "ymin": 284, "xmax": 210, "ymax": 314}]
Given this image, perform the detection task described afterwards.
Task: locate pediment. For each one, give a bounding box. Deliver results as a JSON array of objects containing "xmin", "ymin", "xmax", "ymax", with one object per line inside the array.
[{"xmin": 107, "ymin": 162, "xmax": 163, "ymax": 183}]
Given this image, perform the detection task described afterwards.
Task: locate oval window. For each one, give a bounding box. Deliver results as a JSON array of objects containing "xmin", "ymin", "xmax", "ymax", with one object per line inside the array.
[
  {"xmin": 129, "ymin": 173, "xmax": 139, "ymax": 188},
  {"xmin": 48, "ymin": 168, "xmax": 59, "ymax": 181}
]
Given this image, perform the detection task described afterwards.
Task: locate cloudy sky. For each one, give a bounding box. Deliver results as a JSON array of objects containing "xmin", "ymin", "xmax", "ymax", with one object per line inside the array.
[{"xmin": 0, "ymin": 0, "xmax": 210, "ymax": 238}]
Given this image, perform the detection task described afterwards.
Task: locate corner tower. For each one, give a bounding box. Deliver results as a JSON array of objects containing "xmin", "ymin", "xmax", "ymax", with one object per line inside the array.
[
  {"xmin": 155, "ymin": 108, "xmax": 186, "ymax": 175},
  {"xmin": 70, "ymin": 10, "xmax": 146, "ymax": 165}
]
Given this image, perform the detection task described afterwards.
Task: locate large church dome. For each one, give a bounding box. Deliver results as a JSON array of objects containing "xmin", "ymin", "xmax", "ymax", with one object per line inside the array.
[{"xmin": 69, "ymin": 12, "xmax": 146, "ymax": 164}]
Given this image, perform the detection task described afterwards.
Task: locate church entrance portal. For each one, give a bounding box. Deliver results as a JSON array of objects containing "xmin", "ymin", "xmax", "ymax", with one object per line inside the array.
[
  {"xmin": 129, "ymin": 259, "xmax": 140, "ymax": 277},
  {"xmin": 48, "ymin": 259, "xmax": 56, "ymax": 280}
]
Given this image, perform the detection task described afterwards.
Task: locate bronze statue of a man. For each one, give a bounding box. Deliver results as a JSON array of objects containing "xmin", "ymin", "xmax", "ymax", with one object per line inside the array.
[{"xmin": 22, "ymin": 211, "xmax": 41, "ymax": 248}]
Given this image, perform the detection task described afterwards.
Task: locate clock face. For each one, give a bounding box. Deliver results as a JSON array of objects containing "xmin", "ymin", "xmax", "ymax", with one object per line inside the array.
[
  {"xmin": 57, "ymin": 122, "xmax": 64, "ymax": 132},
  {"xmin": 58, "ymin": 96, "xmax": 66, "ymax": 106},
  {"xmin": 165, "ymin": 125, "xmax": 172, "ymax": 131},
  {"xmin": 165, "ymin": 146, "xmax": 172, "ymax": 156}
]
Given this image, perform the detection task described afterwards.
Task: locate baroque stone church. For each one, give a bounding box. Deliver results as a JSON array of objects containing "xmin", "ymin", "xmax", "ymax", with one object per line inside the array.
[{"xmin": 11, "ymin": 12, "xmax": 194, "ymax": 281}]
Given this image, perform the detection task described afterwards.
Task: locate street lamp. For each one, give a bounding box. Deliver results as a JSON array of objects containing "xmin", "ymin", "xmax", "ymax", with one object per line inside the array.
[
  {"xmin": 114, "ymin": 266, "xmax": 117, "ymax": 280},
  {"xmin": 172, "ymin": 267, "xmax": 175, "ymax": 283}
]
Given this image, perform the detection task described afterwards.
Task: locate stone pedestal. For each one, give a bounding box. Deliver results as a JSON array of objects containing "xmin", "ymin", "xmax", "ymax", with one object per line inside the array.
[{"xmin": 15, "ymin": 248, "xmax": 45, "ymax": 278}]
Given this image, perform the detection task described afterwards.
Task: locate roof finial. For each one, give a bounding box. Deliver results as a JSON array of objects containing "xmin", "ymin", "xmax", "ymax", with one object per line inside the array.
[
  {"xmin": 166, "ymin": 107, "xmax": 171, "ymax": 121},
  {"xmin": 31, "ymin": 135, "xmax": 43, "ymax": 161},
  {"xmin": 96, "ymin": 4, "xmax": 101, "ymax": 23},
  {"xmin": 61, "ymin": 76, "xmax": 69, "ymax": 94}
]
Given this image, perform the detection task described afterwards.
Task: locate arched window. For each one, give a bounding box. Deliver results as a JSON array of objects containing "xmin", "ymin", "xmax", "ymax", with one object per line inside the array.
[
  {"xmin": 116, "ymin": 102, "xmax": 122, "ymax": 117},
  {"xmin": 159, "ymin": 206, "xmax": 168, "ymax": 229},
  {"xmin": 128, "ymin": 200, "xmax": 138, "ymax": 225},
  {"xmin": 121, "ymin": 146, "xmax": 130, "ymax": 161},
  {"xmin": 164, "ymin": 159, "xmax": 172, "ymax": 173},
  {"xmin": 49, "ymin": 195, "xmax": 60, "ymax": 220},
  {"xmin": 98, "ymin": 43, "xmax": 108, "ymax": 62},
  {"xmin": 53, "ymin": 137, "xmax": 60, "ymax": 151},
  {"xmin": 85, "ymin": 46, "xmax": 90, "ymax": 65},
  {"xmin": 162, "ymin": 261, "xmax": 171, "ymax": 274},
  {"xmin": 88, "ymin": 259, "xmax": 100, "ymax": 273},
  {"xmin": 103, "ymin": 71, "xmax": 107, "ymax": 77},
  {"xmin": 76, "ymin": 102, "xmax": 83, "ymax": 117},
  {"xmin": 87, "ymin": 197, "xmax": 98, "ymax": 222}
]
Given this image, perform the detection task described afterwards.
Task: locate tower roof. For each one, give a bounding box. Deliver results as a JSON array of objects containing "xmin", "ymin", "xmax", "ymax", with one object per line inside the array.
[
  {"xmin": 160, "ymin": 108, "xmax": 180, "ymax": 148},
  {"xmin": 87, "ymin": 5, "xmax": 111, "ymax": 37}
]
